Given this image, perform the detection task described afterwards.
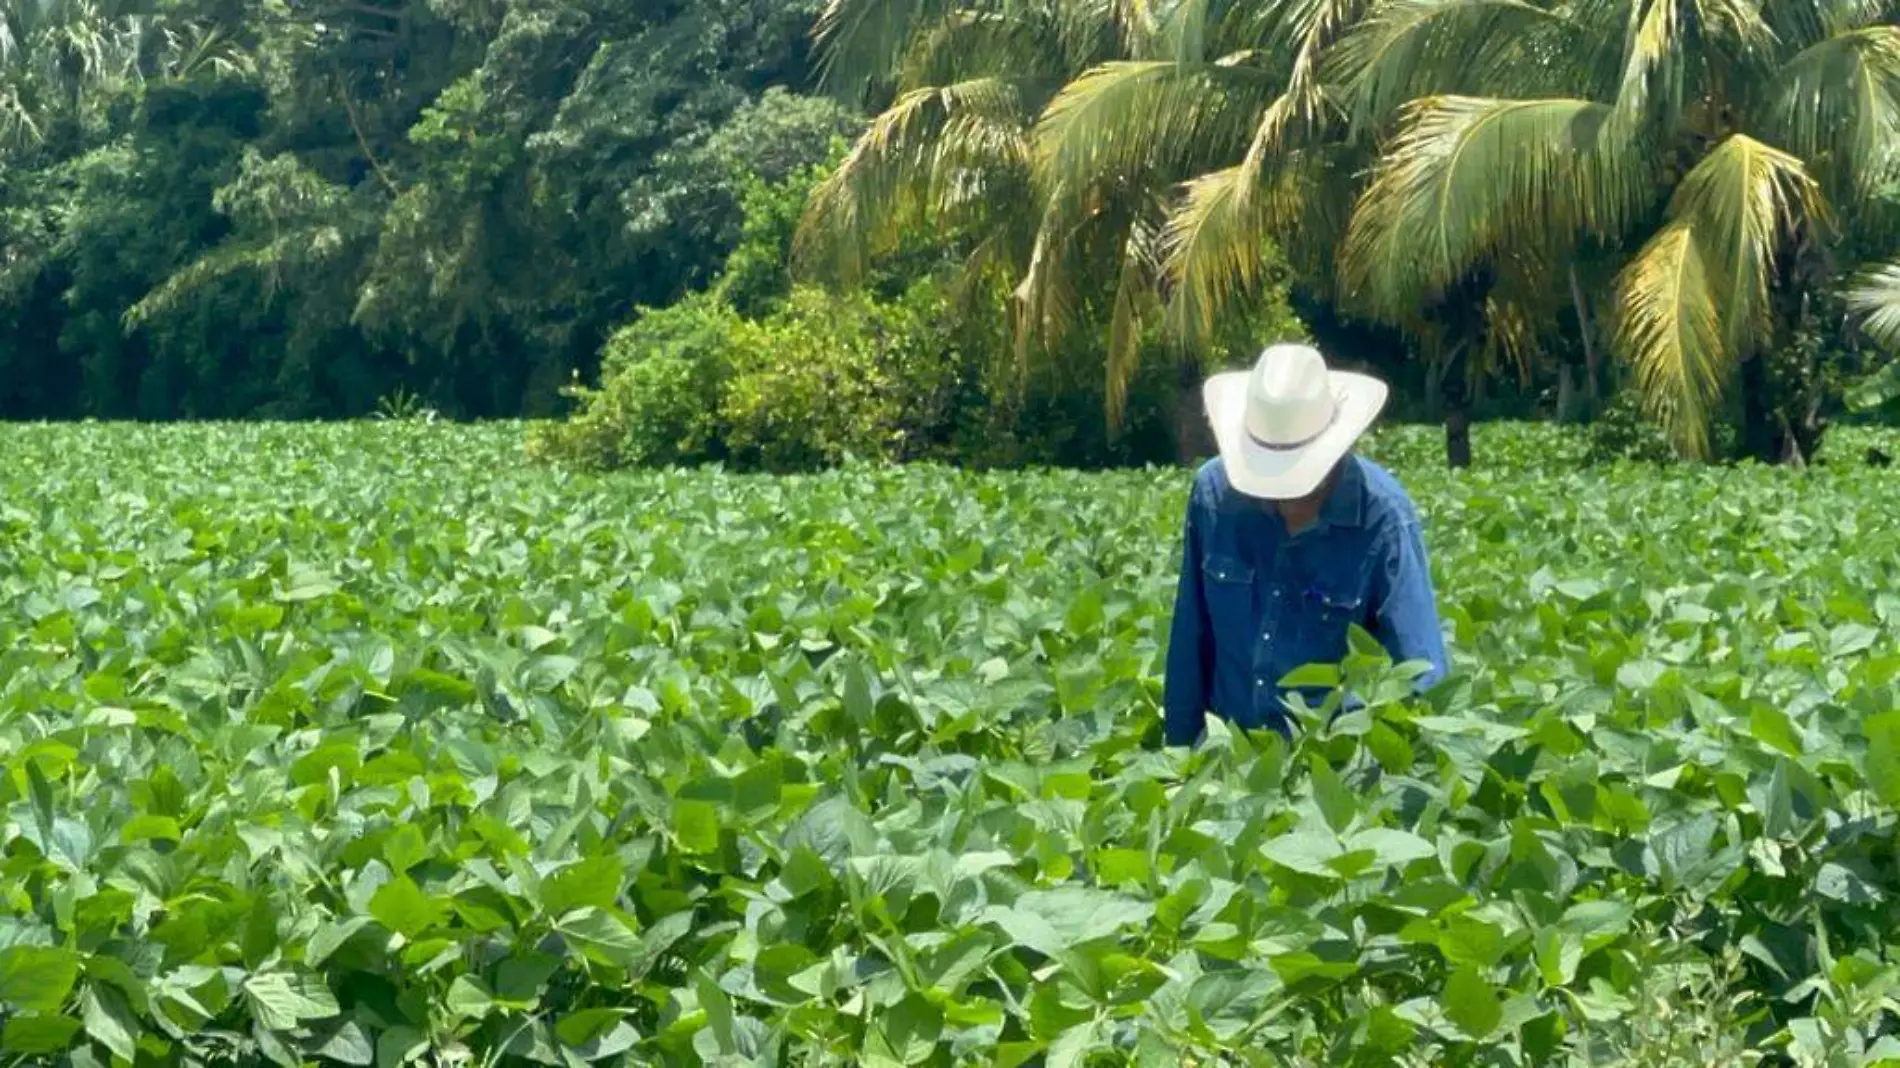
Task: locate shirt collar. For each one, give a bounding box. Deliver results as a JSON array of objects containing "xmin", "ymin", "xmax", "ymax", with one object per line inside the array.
[
  {"xmin": 1215, "ymin": 453, "xmax": 1366, "ymax": 529},
  {"xmin": 1320, "ymin": 453, "xmax": 1367, "ymax": 529}
]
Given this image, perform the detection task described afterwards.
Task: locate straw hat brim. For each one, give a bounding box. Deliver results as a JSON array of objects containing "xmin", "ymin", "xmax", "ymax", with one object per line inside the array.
[{"xmin": 1203, "ymin": 370, "xmax": 1389, "ymax": 500}]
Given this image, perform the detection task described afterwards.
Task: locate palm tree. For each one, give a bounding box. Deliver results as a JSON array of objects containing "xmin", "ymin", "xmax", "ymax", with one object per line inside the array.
[
  {"xmin": 1333, "ymin": 0, "xmax": 1900, "ymax": 459},
  {"xmin": 802, "ymin": 0, "xmax": 1565, "ymax": 467},
  {"xmin": 797, "ymin": 0, "xmax": 1323, "ymax": 448},
  {"xmin": 804, "ymin": 0, "xmax": 1900, "ymax": 467}
]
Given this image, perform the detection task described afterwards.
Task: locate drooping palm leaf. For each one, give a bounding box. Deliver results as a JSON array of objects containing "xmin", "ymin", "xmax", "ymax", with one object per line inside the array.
[
  {"xmin": 1765, "ymin": 26, "xmax": 1900, "ymax": 199},
  {"xmin": 1614, "ymin": 0, "xmax": 1772, "ymax": 126},
  {"xmin": 1338, "ymin": 95, "xmax": 1647, "ymax": 322},
  {"xmin": 814, "ymin": 0, "xmax": 961, "ymax": 101},
  {"xmin": 1613, "ymin": 222, "xmax": 1724, "ymax": 456},
  {"xmin": 1033, "ymin": 58, "xmax": 1276, "ymax": 202},
  {"xmin": 1326, "ymin": 0, "xmax": 1572, "ymax": 133},
  {"xmin": 1160, "ymin": 150, "xmax": 1331, "ymax": 343},
  {"xmin": 1848, "ymin": 261, "xmax": 1900, "ymax": 351},
  {"xmin": 897, "ymin": 6, "xmax": 1062, "ymax": 91},
  {"xmin": 1256, "ymin": 0, "xmax": 1370, "ymax": 148},
  {"xmin": 1105, "ymin": 218, "xmax": 1163, "ymax": 426},
  {"xmin": 795, "ymin": 77, "xmax": 1031, "ymax": 284},
  {"xmin": 1664, "ymin": 135, "xmax": 1826, "ymax": 359}
]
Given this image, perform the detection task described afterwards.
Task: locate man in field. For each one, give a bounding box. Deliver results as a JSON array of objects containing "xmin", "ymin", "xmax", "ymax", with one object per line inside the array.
[{"xmin": 1163, "ymin": 343, "xmax": 1449, "ymax": 745}]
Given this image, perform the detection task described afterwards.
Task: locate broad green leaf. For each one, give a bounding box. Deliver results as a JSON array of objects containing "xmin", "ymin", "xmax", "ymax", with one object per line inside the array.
[
  {"xmin": 557, "ymin": 908, "xmax": 643, "ymax": 969},
  {"xmin": 1441, "ymin": 966, "xmax": 1502, "ymax": 1040},
  {"xmin": 863, "ymin": 994, "xmax": 942, "ymax": 1066},
  {"xmin": 1557, "ymin": 900, "xmax": 1634, "ymax": 940},
  {"xmin": 377, "ymin": 1025, "xmax": 428, "ymax": 1068},
  {"xmin": 243, "ymin": 973, "xmax": 340, "ymax": 1031},
  {"xmin": 1308, "ymin": 756, "xmax": 1356, "ymax": 834},
  {"xmin": 2, "ymin": 1014, "xmax": 82, "ymax": 1055},
  {"xmin": 1344, "ymin": 828, "xmax": 1436, "ymax": 869},
  {"xmin": 369, "ymin": 877, "xmax": 446, "ymax": 937},
  {"xmin": 1260, "ymin": 831, "xmax": 1344, "ymax": 877},
  {"xmin": 315, "ymin": 1021, "xmax": 376, "ymax": 1066},
  {"xmin": 539, "ymin": 855, "xmax": 626, "ymax": 917},
  {"xmin": 1865, "ymin": 711, "xmax": 1900, "ymax": 808},
  {"xmin": 1003, "ymin": 889, "xmax": 1157, "ymax": 948},
  {"xmin": 445, "ymin": 975, "xmax": 495, "ymax": 1020},
  {"xmin": 0, "ymin": 947, "xmax": 81, "ymax": 1012},
  {"xmin": 672, "ymin": 800, "xmax": 722, "ymax": 855},
  {"xmin": 1750, "ymin": 705, "xmax": 1803, "ymax": 757},
  {"xmin": 80, "ymin": 985, "xmax": 138, "ymax": 1062},
  {"xmin": 556, "ymin": 1009, "xmax": 640, "ymax": 1060}
]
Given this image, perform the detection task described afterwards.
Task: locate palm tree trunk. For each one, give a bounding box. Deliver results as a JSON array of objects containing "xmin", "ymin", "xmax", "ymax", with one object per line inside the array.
[
  {"xmin": 1740, "ymin": 351, "xmax": 1775, "ymax": 463},
  {"xmin": 1568, "ymin": 265, "xmax": 1601, "ymax": 409},
  {"xmin": 1442, "ymin": 342, "xmax": 1473, "ymax": 469},
  {"xmin": 1174, "ymin": 356, "xmax": 1210, "ymax": 464}
]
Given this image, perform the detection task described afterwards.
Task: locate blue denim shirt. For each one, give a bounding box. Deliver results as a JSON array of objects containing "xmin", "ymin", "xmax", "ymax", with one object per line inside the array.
[{"xmin": 1162, "ymin": 453, "xmax": 1449, "ymax": 744}]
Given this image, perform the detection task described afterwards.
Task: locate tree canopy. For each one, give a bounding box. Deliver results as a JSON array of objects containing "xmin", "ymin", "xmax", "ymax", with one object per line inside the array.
[{"xmin": 0, "ymin": 0, "xmax": 852, "ymax": 419}]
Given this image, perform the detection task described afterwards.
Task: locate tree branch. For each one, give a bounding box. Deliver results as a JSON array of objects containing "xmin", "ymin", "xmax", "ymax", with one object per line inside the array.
[{"xmin": 338, "ymin": 77, "xmax": 401, "ymax": 197}]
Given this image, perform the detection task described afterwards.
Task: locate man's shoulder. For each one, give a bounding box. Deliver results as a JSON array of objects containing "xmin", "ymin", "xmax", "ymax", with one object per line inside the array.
[
  {"xmin": 1190, "ymin": 456, "xmax": 1230, "ymax": 498},
  {"xmin": 1351, "ymin": 455, "xmax": 1423, "ymax": 528}
]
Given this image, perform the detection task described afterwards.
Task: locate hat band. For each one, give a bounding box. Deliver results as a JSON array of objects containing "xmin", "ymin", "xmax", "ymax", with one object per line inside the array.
[{"xmin": 1246, "ymin": 403, "xmax": 1339, "ymax": 452}]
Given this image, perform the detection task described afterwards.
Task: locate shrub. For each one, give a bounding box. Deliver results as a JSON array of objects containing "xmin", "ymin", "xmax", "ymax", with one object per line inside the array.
[
  {"xmin": 720, "ymin": 282, "xmax": 967, "ymax": 472},
  {"xmin": 1584, "ymin": 389, "xmax": 1680, "ymax": 466},
  {"xmin": 525, "ymin": 294, "xmax": 738, "ymax": 471}
]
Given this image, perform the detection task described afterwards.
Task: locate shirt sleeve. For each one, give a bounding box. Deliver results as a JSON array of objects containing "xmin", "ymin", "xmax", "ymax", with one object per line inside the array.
[
  {"xmin": 1162, "ymin": 482, "xmax": 1212, "ymax": 746},
  {"xmin": 1373, "ymin": 518, "xmax": 1450, "ymax": 691}
]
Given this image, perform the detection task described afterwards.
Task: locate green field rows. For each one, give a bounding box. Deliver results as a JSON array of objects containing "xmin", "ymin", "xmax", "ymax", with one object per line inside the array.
[{"xmin": 3, "ymin": 422, "xmax": 1900, "ymax": 1067}]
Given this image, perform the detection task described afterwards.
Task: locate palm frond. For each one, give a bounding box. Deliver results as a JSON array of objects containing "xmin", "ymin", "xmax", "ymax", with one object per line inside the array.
[
  {"xmin": 1612, "ymin": 223, "xmax": 1724, "ymax": 457},
  {"xmin": 1105, "ymin": 220, "xmax": 1162, "ymax": 428},
  {"xmin": 898, "ymin": 9, "xmax": 1039, "ymax": 90},
  {"xmin": 1054, "ymin": 0, "xmax": 1153, "ymax": 71},
  {"xmin": 795, "ymin": 77, "xmax": 1030, "ymax": 285},
  {"xmin": 1816, "ymin": 0, "xmax": 1895, "ymax": 36},
  {"xmin": 1249, "ymin": 0, "xmax": 1369, "ymax": 151},
  {"xmin": 1765, "ymin": 26, "xmax": 1900, "ymax": 198},
  {"xmin": 1338, "ymin": 95, "xmax": 1647, "ymax": 322},
  {"xmin": 1159, "ymin": 155, "xmax": 1308, "ymax": 344},
  {"xmin": 1011, "ymin": 193, "xmax": 1087, "ymax": 367},
  {"xmin": 1616, "ymin": 0, "xmax": 1684, "ymax": 119},
  {"xmin": 1479, "ymin": 245, "xmax": 1569, "ymax": 384},
  {"xmin": 1616, "ymin": 0, "xmax": 1772, "ymax": 124},
  {"xmin": 1327, "ymin": 0, "xmax": 1571, "ymax": 132},
  {"xmin": 1848, "ymin": 261, "xmax": 1900, "ymax": 351},
  {"xmin": 1664, "ymin": 134, "xmax": 1825, "ymax": 358},
  {"xmin": 814, "ymin": 0, "xmax": 958, "ymax": 101},
  {"xmin": 1033, "ymin": 59, "xmax": 1274, "ymax": 200}
]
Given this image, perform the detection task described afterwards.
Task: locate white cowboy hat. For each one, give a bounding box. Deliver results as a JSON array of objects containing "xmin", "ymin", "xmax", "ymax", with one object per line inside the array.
[{"xmin": 1203, "ymin": 343, "xmax": 1390, "ymax": 500}]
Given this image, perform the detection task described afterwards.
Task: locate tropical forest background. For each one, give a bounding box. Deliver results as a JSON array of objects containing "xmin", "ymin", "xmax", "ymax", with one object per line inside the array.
[{"xmin": 3, "ymin": 0, "xmax": 1899, "ymax": 473}]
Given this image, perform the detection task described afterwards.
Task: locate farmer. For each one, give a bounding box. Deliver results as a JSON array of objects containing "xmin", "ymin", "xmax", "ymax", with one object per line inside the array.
[{"xmin": 1162, "ymin": 343, "xmax": 1449, "ymax": 746}]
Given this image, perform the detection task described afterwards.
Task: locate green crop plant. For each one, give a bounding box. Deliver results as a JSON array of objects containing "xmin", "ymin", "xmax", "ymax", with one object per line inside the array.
[{"xmin": 0, "ymin": 421, "xmax": 1898, "ymax": 1066}]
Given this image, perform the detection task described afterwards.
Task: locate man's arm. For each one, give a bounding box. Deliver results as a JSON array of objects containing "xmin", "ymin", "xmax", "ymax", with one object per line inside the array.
[
  {"xmin": 1373, "ymin": 518, "xmax": 1449, "ymax": 690},
  {"xmin": 1162, "ymin": 485, "xmax": 1212, "ymax": 746}
]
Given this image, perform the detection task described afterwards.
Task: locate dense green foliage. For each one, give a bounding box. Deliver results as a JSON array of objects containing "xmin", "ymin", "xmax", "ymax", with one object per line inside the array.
[
  {"xmin": 7, "ymin": 420, "xmax": 1900, "ymax": 1065},
  {"xmin": 3, "ymin": 0, "xmax": 1895, "ymax": 471},
  {"xmin": 0, "ymin": 0, "xmax": 850, "ymax": 420},
  {"xmin": 531, "ymin": 155, "xmax": 1311, "ymax": 473}
]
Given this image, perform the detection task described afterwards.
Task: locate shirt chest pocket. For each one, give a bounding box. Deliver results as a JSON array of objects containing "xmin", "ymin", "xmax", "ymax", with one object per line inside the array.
[
  {"xmin": 1201, "ymin": 553, "xmax": 1257, "ymax": 638},
  {"xmin": 1290, "ymin": 578, "xmax": 1368, "ymax": 663}
]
